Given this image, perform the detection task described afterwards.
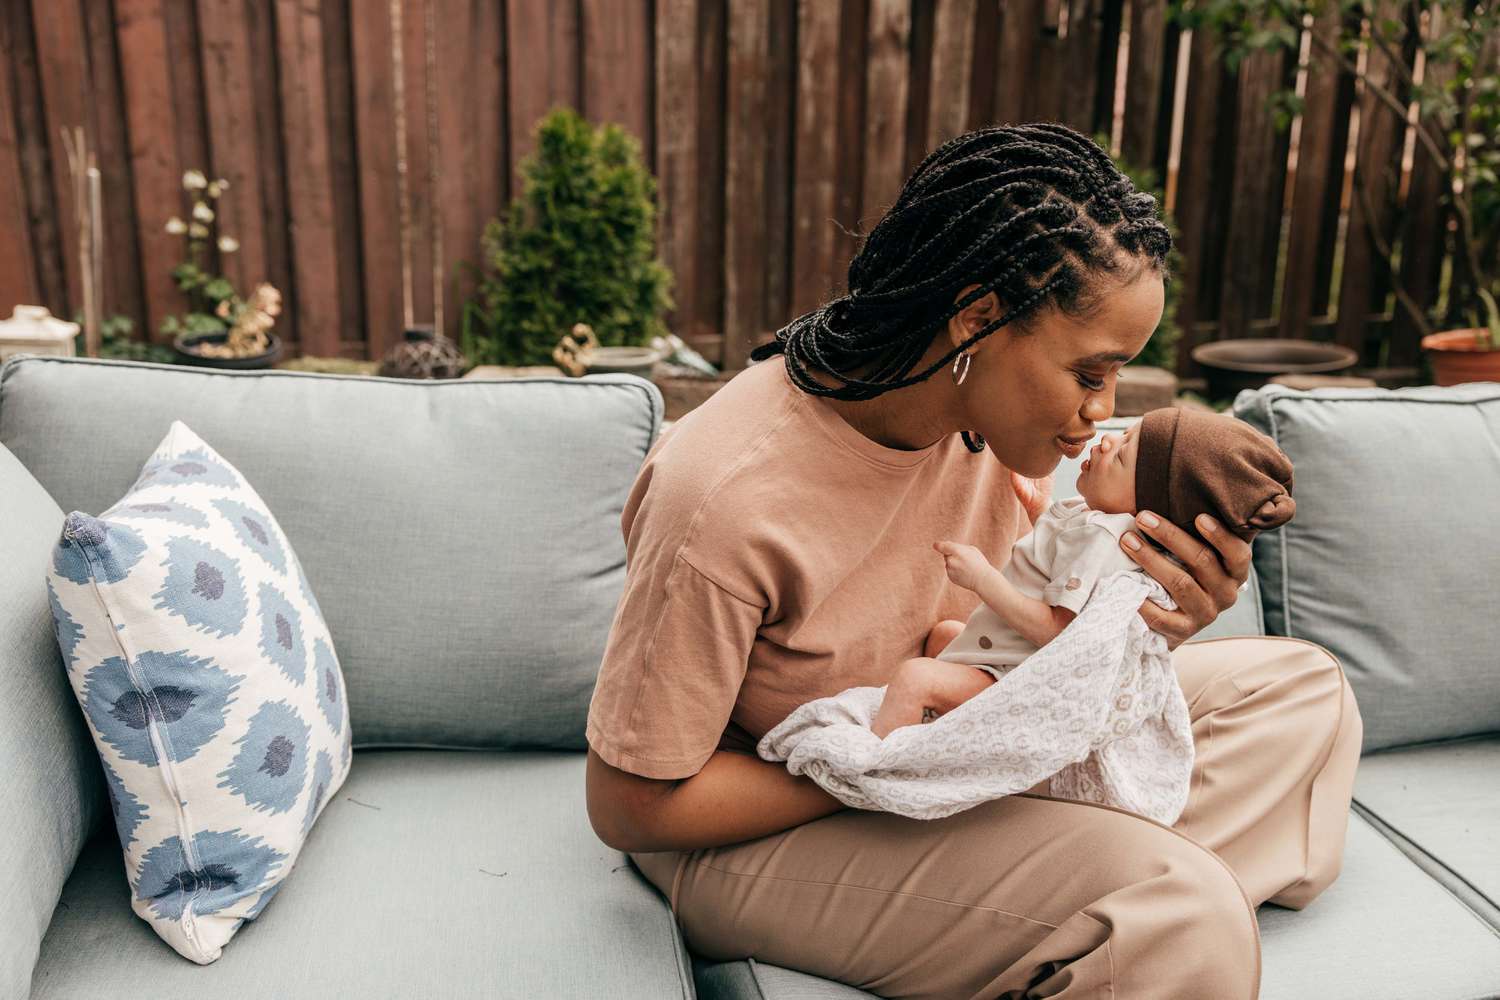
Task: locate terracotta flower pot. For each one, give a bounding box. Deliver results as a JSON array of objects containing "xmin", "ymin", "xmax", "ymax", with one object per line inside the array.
[{"xmin": 1420, "ymin": 329, "xmax": 1500, "ymax": 387}]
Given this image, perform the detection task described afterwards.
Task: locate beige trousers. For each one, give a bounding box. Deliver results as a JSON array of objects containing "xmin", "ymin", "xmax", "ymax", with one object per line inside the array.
[{"xmin": 629, "ymin": 636, "xmax": 1364, "ymax": 999}]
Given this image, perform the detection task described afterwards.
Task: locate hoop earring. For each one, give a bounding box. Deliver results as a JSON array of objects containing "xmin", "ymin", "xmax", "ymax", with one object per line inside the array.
[
  {"xmin": 951, "ymin": 351, "xmax": 972, "ymax": 386},
  {"xmin": 962, "ymin": 431, "xmax": 986, "ymax": 453}
]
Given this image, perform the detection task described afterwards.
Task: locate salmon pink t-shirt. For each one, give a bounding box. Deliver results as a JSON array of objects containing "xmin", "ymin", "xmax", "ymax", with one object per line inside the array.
[{"xmin": 584, "ymin": 354, "xmax": 1052, "ymax": 780}]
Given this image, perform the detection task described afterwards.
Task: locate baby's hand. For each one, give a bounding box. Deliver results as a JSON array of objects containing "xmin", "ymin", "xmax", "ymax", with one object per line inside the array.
[{"xmin": 933, "ymin": 540, "xmax": 996, "ymax": 592}]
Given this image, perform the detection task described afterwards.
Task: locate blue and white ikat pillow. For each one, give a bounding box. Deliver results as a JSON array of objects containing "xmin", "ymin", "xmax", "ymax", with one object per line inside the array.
[{"xmin": 46, "ymin": 420, "xmax": 352, "ymax": 964}]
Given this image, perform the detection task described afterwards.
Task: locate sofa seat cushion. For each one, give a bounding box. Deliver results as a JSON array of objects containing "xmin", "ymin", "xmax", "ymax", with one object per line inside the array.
[
  {"xmin": 1352, "ymin": 735, "xmax": 1500, "ymax": 928},
  {"xmin": 691, "ymin": 811, "xmax": 1500, "ymax": 1000},
  {"xmin": 29, "ymin": 750, "xmax": 692, "ymax": 999}
]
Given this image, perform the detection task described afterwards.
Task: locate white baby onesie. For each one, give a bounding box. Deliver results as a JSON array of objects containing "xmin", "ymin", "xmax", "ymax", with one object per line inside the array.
[{"xmin": 936, "ymin": 496, "xmax": 1154, "ymax": 679}]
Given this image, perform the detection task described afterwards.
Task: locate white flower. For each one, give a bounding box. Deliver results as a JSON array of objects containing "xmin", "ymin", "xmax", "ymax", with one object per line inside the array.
[
  {"xmin": 216, "ymin": 177, "xmax": 229, "ymax": 190},
  {"xmin": 183, "ymin": 169, "xmax": 207, "ymax": 190},
  {"xmin": 164, "ymin": 216, "xmax": 187, "ymax": 234},
  {"xmin": 206, "ymin": 181, "xmax": 223, "ymax": 198},
  {"xmin": 188, "ymin": 222, "xmax": 208, "ymax": 238},
  {"xmin": 192, "ymin": 201, "xmax": 214, "ymax": 222},
  {"xmin": 217, "ymin": 235, "xmax": 239, "ymax": 253}
]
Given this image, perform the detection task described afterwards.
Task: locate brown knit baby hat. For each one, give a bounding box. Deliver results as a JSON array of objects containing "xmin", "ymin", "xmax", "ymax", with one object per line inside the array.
[{"xmin": 1134, "ymin": 407, "xmax": 1296, "ymax": 543}]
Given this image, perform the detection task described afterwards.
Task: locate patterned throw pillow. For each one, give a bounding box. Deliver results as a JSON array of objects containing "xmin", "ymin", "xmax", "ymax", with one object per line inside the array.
[{"xmin": 46, "ymin": 419, "xmax": 352, "ymax": 964}]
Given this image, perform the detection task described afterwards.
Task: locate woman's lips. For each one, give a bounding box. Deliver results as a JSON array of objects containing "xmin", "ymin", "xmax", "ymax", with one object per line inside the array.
[{"xmin": 1057, "ymin": 436, "xmax": 1086, "ymax": 458}]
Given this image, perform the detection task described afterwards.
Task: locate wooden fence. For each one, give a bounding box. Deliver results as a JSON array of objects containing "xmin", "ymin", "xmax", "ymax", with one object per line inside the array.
[{"xmin": 0, "ymin": 0, "xmax": 1472, "ymax": 379}]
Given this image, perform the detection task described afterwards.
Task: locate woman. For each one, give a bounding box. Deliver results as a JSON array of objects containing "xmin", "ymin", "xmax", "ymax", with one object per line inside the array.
[{"xmin": 584, "ymin": 122, "xmax": 1362, "ymax": 999}]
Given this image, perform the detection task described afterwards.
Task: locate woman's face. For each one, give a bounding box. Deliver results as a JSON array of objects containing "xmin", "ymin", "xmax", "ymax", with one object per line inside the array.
[{"xmin": 954, "ymin": 270, "xmax": 1163, "ymax": 480}]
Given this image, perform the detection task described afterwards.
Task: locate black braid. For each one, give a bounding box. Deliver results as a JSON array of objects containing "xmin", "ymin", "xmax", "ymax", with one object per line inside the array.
[{"xmin": 749, "ymin": 123, "xmax": 1176, "ymax": 431}]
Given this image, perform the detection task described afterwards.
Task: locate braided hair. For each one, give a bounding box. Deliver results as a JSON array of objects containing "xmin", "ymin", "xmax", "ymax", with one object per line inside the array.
[{"xmin": 748, "ymin": 122, "xmax": 1174, "ymax": 453}]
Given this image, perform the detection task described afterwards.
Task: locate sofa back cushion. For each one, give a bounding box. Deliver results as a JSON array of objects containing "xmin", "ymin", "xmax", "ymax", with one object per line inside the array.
[
  {"xmin": 0, "ymin": 355, "xmax": 660, "ymax": 750},
  {"xmin": 0, "ymin": 440, "xmax": 106, "ymax": 997},
  {"xmin": 1233, "ymin": 382, "xmax": 1500, "ymax": 751}
]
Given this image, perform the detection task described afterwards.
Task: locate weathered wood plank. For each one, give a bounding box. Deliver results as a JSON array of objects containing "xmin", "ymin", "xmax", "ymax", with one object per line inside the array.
[
  {"xmin": 350, "ymin": 0, "xmax": 403, "ymax": 355},
  {"xmin": 654, "ymin": 0, "xmax": 700, "ymax": 342},
  {"xmin": 723, "ymin": 0, "xmax": 770, "ymax": 369},
  {"xmin": 0, "ymin": 4, "xmax": 41, "ymax": 308},
  {"xmin": 862, "ymin": 0, "xmax": 910, "ymax": 218},
  {"xmin": 790, "ymin": 0, "xmax": 840, "ymax": 318}
]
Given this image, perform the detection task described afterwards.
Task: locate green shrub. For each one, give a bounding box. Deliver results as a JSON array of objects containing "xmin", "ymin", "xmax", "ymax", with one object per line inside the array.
[
  {"xmin": 461, "ymin": 107, "xmax": 675, "ymax": 367},
  {"xmin": 74, "ymin": 314, "xmax": 178, "ymax": 364}
]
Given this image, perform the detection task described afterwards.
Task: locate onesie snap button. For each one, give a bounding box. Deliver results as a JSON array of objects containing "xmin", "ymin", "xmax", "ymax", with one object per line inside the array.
[
  {"xmin": 978, "ymin": 635, "xmax": 992, "ymax": 649},
  {"xmin": 1066, "ymin": 577, "xmax": 1082, "ymax": 590}
]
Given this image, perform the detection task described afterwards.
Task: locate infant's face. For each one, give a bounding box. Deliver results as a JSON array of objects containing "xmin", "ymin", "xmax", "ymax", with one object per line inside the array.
[{"xmin": 1077, "ymin": 422, "xmax": 1139, "ymax": 514}]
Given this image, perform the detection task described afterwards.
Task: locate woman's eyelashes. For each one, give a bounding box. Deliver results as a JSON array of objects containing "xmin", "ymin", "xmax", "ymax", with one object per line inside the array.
[{"xmin": 1075, "ymin": 373, "xmax": 1105, "ymax": 392}]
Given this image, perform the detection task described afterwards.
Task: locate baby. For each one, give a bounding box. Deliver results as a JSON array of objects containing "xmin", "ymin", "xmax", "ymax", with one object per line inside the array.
[{"xmin": 871, "ymin": 406, "xmax": 1296, "ymax": 739}]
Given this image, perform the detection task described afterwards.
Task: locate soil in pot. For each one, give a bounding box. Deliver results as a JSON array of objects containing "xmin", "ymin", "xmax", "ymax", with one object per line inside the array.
[
  {"xmin": 173, "ymin": 331, "xmax": 282, "ymax": 370},
  {"xmin": 1420, "ymin": 329, "xmax": 1500, "ymax": 387}
]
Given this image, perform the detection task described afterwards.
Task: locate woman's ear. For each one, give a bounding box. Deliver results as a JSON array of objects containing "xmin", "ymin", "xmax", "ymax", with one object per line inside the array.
[{"xmin": 950, "ymin": 284, "xmax": 1002, "ymax": 348}]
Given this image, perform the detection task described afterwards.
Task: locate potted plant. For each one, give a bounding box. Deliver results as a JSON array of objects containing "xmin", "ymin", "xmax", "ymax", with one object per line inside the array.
[
  {"xmin": 160, "ymin": 169, "xmax": 283, "ymax": 369},
  {"xmin": 1174, "ymin": 0, "xmax": 1500, "ymax": 386},
  {"xmin": 460, "ymin": 107, "xmax": 674, "ymax": 368}
]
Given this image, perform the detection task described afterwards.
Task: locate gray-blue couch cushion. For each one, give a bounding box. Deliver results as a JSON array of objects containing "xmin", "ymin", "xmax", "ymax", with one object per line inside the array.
[
  {"xmin": 29, "ymin": 750, "xmax": 692, "ymax": 999},
  {"xmin": 1352, "ymin": 735, "xmax": 1500, "ymax": 929},
  {"xmin": 0, "ymin": 441, "xmax": 107, "ymax": 998},
  {"xmin": 0, "ymin": 355, "xmax": 661, "ymax": 750},
  {"xmin": 1233, "ymin": 382, "xmax": 1500, "ymax": 751}
]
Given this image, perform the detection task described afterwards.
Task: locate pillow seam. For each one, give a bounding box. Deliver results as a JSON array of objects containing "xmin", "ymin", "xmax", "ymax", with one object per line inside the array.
[{"xmin": 70, "ymin": 517, "xmax": 212, "ymax": 958}]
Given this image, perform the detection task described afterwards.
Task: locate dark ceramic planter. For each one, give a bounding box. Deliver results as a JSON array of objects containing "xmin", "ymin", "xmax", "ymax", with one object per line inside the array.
[
  {"xmin": 172, "ymin": 330, "xmax": 282, "ymax": 370},
  {"xmin": 1190, "ymin": 338, "xmax": 1358, "ymax": 400}
]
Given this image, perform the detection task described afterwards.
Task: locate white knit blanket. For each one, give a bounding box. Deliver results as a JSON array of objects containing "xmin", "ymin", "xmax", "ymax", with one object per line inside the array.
[{"xmin": 756, "ymin": 570, "xmax": 1194, "ymax": 823}]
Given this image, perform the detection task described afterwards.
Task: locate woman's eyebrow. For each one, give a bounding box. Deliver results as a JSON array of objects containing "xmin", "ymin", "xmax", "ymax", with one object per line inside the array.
[{"xmin": 1074, "ymin": 351, "xmax": 1133, "ymax": 365}]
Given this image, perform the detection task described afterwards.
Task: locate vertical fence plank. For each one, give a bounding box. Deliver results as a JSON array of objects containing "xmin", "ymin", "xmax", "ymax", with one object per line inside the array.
[
  {"xmin": 435, "ymin": 0, "xmax": 505, "ymax": 345},
  {"xmin": 790, "ymin": 0, "xmax": 840, "ymax": 318},
  {"xmin": 762, "ymin": 0, "xmax": 795, "ymax": 329},
  {"xmin": 581, "ymin": 0, "xmax": 652, "ymax": 160},
  {"xmin": 655, "ymin": 0, "xmax": 701, "ymax": 342},
  {"xmin": 245, "ymin": 0, "xmax": 294, "ymax": 349},
  {"xmin": 1170, "ymin": 26, "xmax": 1238, "ymax": 375},
  {"xmin": 927, "ymin": 0, "xmax": 975, "ymax": 149},
  {"xmin": 1391, "ymin": 8, "xmax": 1451, "ymax": 363},
  {"xmin": 400, "ymin": 0, "xmax": 434, "ymax": 328},
  {"xmin": 693, "ymin": 0, "xmax": 727, "ymax": 357},
  {"xmin": 196, "ymin": 0, "xmax": 267, "ymax": 299},
  {"xmin": 82, "ymin": 0, "xmax": 145, "ymax": 330},
  {"xmin": 1279, "ymin": 5, "xmax": 1348, "ymax": 339},
  {"xmin": 1056, "ymin": 0, "xmax": 1105, "ymax": 135},
  {"xmin": 993, "ymin": 0, "xmax": 1039, "ymax": 126},
  {"xmin": 862, "ymin": 0, "xmax": 910, "ymax": 219},
  {"xmin": 1333, "ymin": 1, "xmax": 1413, "ymax": 361},
  {"xmin": 0, "ymin": 6, "xmax": 41, "ymax": 308},
  {"xmin": 1121, "ymin": 0, "xmax": 1178, "ymax": 176},
  {"xmin": 116, "ymin": 0, "xmax": 185, "ymax": 340},
  {"xmin": 29, "ymin": 0, "xmax": 90, "ymax": 313},
  {"xmin": 162, "ymin": 0, "xmax": 209, "ymax": 182},
  {"xmin": 1218, "ymin": 42, "xmax": 1289, "ymax": 338},
  {"xmin": 274, "ymin": 0, "xmax": 341, "ymax": 355},
  {"xmin": 350, "ymin": 1, "xmax": 402, "ymax": 357},
  {"xmin": 5, "ymin": 1, "xmax": 67, "ymax": 316},
  {"xmin": 831, "ymin": 0, "xmax": 868, "ymax": 293},
  {"xmin": 723, "ymin": 0, "xmax": 769, "ymax": 369},
  {"xmin": 506, "ymin": 0, "xmax": 580, "ymax": 196},
  {"xmin": 321, "ymin": 0, "xmax": 365, "ymax": 355}
]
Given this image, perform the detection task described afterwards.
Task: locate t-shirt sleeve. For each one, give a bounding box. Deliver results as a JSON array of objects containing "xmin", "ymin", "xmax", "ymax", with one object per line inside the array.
[
  {"xmin": 1042, "ymin": 524, "xmax": 1139, "ymax": 615},
  {"xmin": 586, "ymin": 550, "xmax": 763, "ymax": 780}
]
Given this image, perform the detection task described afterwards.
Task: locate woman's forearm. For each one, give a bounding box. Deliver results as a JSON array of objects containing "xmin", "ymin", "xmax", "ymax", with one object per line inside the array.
[
  {"xmin": 634, "ymin": 750, "xmax": 846, "ymax": 853},
  {"xmin": 974, "ymin": 569, "xmax": 1071, "ymax": 648}
]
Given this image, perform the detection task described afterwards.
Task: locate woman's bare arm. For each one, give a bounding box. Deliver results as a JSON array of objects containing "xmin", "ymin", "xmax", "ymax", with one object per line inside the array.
[{"xmin": 586, "ymin": 746, "xmax": 846, "ymax": 854}]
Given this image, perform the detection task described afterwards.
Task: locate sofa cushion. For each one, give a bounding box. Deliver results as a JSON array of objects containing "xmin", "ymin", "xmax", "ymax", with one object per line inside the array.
[
  {"xmin": 1233, "ymin": 382, "xmax": 1500, "ymax": 751},
  {"xmin": 29, "ymin": 750, "xmax": 691, "ymax": 999},
  {"xmin": 46, "ymin": 419, "xmax": 353, "ymax": 963},
  {"xmin": 0, "ymin": 442, "xmax": 106, "ymax": 999},
  {"xmin": 1051, "ymin": 414, "xmax": 1264, "ymax": 641},
  {"xmin": 0, "ymin": 355, "xmax": 660, "ymax": 750},
  {"xmin": 691, "ymin": 811, "xmax": 1500, "ymax": 1000},
  {"xmin": 1352, "ymin": 735, "xmax": 1500, "ymax": 929}
]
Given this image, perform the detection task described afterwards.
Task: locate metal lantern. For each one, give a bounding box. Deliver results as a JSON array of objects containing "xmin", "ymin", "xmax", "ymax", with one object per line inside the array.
[{"xmin": 376, "ymin": 324, "xmax": 468, "ymax": 379}]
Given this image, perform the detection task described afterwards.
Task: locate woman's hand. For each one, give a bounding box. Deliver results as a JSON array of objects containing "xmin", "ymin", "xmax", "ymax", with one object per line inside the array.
[
  {"xmin": 1117, "ymin": 505, "xmax": 1268, "ymax": 651},
  {"xmin": 933, "ymin": 540, "xmax": 998, "ymax": 592}
]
